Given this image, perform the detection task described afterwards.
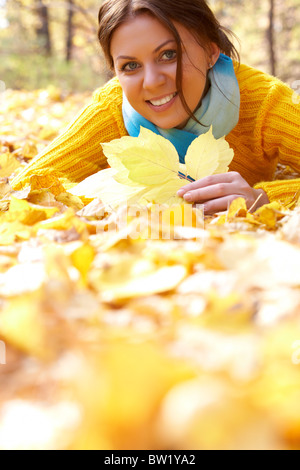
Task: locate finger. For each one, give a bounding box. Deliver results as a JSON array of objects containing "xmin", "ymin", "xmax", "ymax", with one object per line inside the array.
[
  {"xmin": 177, "ymin": 172, "xmax": 237, "ymax": 196},
  {"xmin": 182, "ymin": 183, "xmax": 233, "ymax": 203},
  {"xmin": 203, "ymin": 195, "xmax": 241, "ymax": 215}
]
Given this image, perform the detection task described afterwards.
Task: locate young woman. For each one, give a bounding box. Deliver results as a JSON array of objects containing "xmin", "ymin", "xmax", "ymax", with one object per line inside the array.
[{"xmin": 11, "ymin": 0, "xmax": 300, "ymax": 214}]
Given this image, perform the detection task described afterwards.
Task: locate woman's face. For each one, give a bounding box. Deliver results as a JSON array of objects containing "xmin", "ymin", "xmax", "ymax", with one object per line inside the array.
[{"xmin": 110, "ymin": 13, "xmax": 220, "ymax": 129}]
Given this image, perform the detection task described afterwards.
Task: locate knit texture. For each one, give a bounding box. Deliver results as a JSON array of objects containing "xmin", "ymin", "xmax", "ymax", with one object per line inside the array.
[{"xmin": 11, "ymin": 63, "xmax": 300, "ymax": 205}]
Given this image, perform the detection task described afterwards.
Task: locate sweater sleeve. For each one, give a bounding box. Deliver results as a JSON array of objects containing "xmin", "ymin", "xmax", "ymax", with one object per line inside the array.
[
  {"xmin": 253, "ymin": 80, "xmax": 300, "ymax": 206},
  {"xmin": 11, "ymin": 78, "xmax": 126, "ymax": 192}
]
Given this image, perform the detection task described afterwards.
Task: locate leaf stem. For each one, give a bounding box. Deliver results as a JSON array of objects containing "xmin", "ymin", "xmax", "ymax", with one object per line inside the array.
[{"xmin": 178, "ymin": 172, "xmax": 195, "ymax": 182}]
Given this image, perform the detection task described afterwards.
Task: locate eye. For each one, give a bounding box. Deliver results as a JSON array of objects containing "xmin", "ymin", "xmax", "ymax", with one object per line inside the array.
[
  {"xmin": 161, "ymin": 50, "xmax": 177, "ymax": 61},
  {"xmin": 121, "ymin": 61, "xmax": 140, "ymax": 72}
]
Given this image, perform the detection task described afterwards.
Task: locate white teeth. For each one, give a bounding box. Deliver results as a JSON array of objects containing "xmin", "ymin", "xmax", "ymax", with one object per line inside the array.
[{"xmin": 149, "ymin": 93, "xmax": 176, "ymax": 106}]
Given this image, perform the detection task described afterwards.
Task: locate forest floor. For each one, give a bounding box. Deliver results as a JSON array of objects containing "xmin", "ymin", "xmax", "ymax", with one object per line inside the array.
[{"xmin": 1, "ymin": 87, "xmax": 300, "ymax": 450}]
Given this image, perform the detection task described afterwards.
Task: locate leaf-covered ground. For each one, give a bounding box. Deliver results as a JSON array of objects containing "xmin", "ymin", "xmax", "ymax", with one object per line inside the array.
[{"xmin": 1, "ymin": 87, "xmax": 300, "ymax": 450}]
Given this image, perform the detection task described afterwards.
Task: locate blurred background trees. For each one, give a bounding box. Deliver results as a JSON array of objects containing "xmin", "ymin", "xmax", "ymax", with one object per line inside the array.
[
  {"xmin": 0, "ymin": 0, "xmax": 299, "ymax": 92},
  {"xmin": 211, "ymin": 0, "xmax": 300, "ymax": 84}
]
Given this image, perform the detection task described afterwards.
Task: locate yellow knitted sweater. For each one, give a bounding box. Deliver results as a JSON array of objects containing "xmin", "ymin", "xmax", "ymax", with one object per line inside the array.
[{"xmin": 11, "ymin": 63, "xmax": 300, "ymax": 205}]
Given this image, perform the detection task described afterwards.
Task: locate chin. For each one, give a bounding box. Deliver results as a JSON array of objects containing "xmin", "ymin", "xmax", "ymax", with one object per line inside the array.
[
  {"xmin": 157, "ymin": 124, "xmax": 176, "ymax": 130},
  {"xmin": 153, "ymin": 118, "xmax": 188, "ymax": 130}
]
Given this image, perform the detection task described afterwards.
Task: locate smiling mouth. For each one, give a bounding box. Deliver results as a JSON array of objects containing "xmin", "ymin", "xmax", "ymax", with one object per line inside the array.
[{"xmin": 147, "ymin": 92, "xmax": 177, "ymax": 107}]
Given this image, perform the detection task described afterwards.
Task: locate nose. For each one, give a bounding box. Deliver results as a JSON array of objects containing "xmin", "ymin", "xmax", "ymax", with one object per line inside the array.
[{"xmin": 143, "ymin": 64, "xmax": 166, "ymax": 91}]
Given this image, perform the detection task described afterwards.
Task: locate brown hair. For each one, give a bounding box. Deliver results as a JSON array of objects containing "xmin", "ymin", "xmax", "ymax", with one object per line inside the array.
[{"xmin": 98, "ymin": 0, "xmax": 239, "ymax": 122}]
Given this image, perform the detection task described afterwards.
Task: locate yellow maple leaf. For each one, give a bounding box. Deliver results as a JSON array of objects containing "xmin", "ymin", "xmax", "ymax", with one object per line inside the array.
[
  {"xmin": 141, "ymin": 179, "xmax": 185, "ymax": 205},
  {"xmin": 102, "ymin": 127, "xmax": 180, "ymax": 186},
  {"xmin": 183, "ymin": 127, "xmax": 220, "ymax": 179},
  {"xmin": 70, "ymin": 168, "xmax": 148, "ymax": 209},
  {"xmin": 71, "ymin": 126, "xmax": 234, "ymax": 208}
]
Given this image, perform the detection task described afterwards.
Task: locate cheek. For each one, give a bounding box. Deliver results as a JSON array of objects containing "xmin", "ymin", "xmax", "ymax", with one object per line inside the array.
[
  {"xmin": 182, "ymin": 68, "xmax": 207, "ymax": 102},
  {"xmin": 117, "ymin": 76, "xmax": 139, "ymax": 101},
  {"xmin": 168, "ymin": 63, "xmax": 178, "ymax": 81}
]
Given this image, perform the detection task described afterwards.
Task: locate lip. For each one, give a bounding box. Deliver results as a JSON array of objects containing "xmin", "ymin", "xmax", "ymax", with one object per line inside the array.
[{"xmin": 146, "ymin": 92, "xmax": 178, "ymax": 113}]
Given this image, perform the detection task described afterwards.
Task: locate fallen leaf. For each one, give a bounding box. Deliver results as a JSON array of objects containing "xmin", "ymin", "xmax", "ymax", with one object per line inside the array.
[
  {"xmin": 227, "ymin": 197, "xmax": 248, "ymax": 219},
  {"xmin": 0, "ymin": 153, "xmax": 20, "ymax": 178},
  {"xmin": 91, "ymin": 258, "xmax": 187, "ymax": 302},
  {"xmin": 3, "ymin": 196, "xmax": 59, "ymax": 225},
  {"xmin": 29, "ymin": 174, "xmax": 66, "ymax": 197}
]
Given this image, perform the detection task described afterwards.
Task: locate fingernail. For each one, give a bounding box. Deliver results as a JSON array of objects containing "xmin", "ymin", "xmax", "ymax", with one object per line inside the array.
[
  {"xmin": 177, "ymin": 189, "xmax": 184, "ymax": 196},
  {"xmin": 183, "ymin": 192, "xmax": 192, "ymax": 201}
]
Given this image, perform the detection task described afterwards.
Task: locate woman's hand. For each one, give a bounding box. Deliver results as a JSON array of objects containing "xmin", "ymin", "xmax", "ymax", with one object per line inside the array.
[{"xmin": 177, "ymin": 171, "xmax": 270, "ymax": 214}]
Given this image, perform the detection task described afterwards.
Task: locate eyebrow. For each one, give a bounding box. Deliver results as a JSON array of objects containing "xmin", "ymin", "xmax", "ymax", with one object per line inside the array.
[{"xmin": 116, "ymin": 39, "xmax": 176, "ymax": 61}]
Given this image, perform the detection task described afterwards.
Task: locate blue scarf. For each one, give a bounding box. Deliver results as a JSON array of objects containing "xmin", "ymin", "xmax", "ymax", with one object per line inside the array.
[{"xmin": 122, "ymin": 53, "xmax": 240, "ymax": 164}]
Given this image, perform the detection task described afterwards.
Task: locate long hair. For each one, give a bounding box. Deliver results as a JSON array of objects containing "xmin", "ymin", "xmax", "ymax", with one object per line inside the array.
[{"xmin": 98, "ymin": 0, "xmax": 239, "ymax": 122}]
